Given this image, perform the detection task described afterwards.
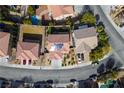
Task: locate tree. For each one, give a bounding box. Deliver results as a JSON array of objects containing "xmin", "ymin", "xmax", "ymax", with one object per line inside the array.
[
  {"xmin": 46, "ymin": 22, "xmax": 54, "ymax": 34},
  {"xmin": 27, "ymin": 6, "xmax": 35, "ymax": 16},
  {"xmin": 65, "ymin": 16, "xmax": 74, "ymax": 30},
  {"xmin": 81, "ymin": 12, "xmax": 96, "ymax": 26},
  {"xmin": 90, "ymin": 50, "xmax": 98, "ymax": 62},
  {"xmin": 90, "ymin": 47, "xmax": 104, "ymax": 62},
  {"xmin": 97, "ymin": 25, "xmax": 104, "ymax": 33},
  {"xmin": 0, "ymin": 6, "xmax": 10, "ymax": 20},
  {"xmin": 23, "ymin": 18, "xmax": 32, "ymax": 24},
  {"xmin": 111, "ymin": 70, "xmax": 118, "ymax": 79},
  {"xmin": 102, "ymin": 44, "xmax": 111, "ymax": 55},
  {"xmin": 98, "ymin": 31, "xmax": 108, "ymax": 41},
  {"xmin": 97, "ymin": 21, "xmax": 105, "ymax": 28}
]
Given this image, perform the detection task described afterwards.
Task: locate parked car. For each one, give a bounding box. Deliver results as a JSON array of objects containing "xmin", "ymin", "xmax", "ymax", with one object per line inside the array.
[
  {"xmin": 33, "ymin": 81, "xmax": 47, "ymax": 88},
  {"xmin": 70, "ymin": 79, "xmax": 77, "ymax": 83},
  {"xmin": 0, "ymin": 77, "xmax": 9, "ymax": 88},
  {"xmin": 10, "ymin": 80, "xmax": 24, "ymax": 88},
  {"xmin": 89, "ymin": 74, "xmax": 97, "ymax": 81},
  {"xmin": 46, "ymin": 80, "xmax": 53, "ymax": 85}
]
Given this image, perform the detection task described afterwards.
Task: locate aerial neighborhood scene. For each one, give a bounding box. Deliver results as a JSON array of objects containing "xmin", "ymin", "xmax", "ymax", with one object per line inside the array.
[{"xmin": 0, "ymin": 5, "xmax": 124, "ymax": 88}]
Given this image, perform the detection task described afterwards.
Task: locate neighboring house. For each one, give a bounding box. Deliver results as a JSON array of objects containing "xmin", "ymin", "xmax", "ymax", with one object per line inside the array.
[
  {"xmin": 16, "ymin": 42, "xmax": 39, "ymax": 65},
  {"xmin": 36, "ymin": 5, "xmax": 50, "ymax": 20},
  {"xmin": 73, "ymin": 27, "xmax": 98, "ymax": 63},
  {"xmin": 16, "ymin": 24, "xmax": 44, "ymax": 65},
  {"xmin": 36, "ymin": 5, "xmax": 75, "ymax": 20},
  {"xmin": 0, "ymin": 32, "xmax": 10, "ymax": 62},
  {"xmin": 46, "ymin": 34, "xmax": 70, "ymax": 67}
]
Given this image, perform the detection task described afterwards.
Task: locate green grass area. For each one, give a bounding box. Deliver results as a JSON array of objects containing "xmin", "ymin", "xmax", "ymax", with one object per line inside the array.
[{"xmin": 0, "ymin": 20, "xmax": 15, "ymax": 25}]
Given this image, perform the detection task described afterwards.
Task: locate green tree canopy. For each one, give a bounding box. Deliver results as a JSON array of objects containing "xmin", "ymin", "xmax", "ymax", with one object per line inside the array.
[
  {"xmin": 0, "ymin": 6, "xmax": 10, "ymax": 20},
  {"xmin": 97, "ymin": 25, "xmax": 104, "ymax": 33},
  {"xmin": 98, "ymin": 31, "xmax": 108, "ymax": 41},
  {"xmin": 23, "ymin": 18, "xmax": 32, "ymax": 24},
  {"xmin": 27, "ymin": 6, "xmax": 35, "ymax": 16},
  {"xmin": 81, "ymin": 12, "xmax": 96, "ymax": 25},
  {"xmin": 65, "ymin": 16, "xmax": 74, "ymax": 30}
]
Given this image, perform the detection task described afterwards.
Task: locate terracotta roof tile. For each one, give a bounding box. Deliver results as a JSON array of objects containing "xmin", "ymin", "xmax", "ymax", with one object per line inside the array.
[
  {"xmin": 16, "ymin": 42, "xmax": 39, "ymax": 60},
  {"xmin": 0, "ymin": 32, "xmax": 10, "ymax": 57},
  {"xmin": 36, "ymin": 5, "xmax": 48, "ymax": 16},
  {"xmin": 49, "ymin": 5, "xmax": 74, "ymax": 18}
]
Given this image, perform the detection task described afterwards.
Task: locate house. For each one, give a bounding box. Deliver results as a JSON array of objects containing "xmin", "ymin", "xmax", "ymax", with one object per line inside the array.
[
  {"xmin": 16, "ymin": 24, "xmax": 44, "ymax": 65},
  {"xmin": 19, "ymin": 24, "xmax": 44, "ymax": 52},
  {"xmin": 46, "ymin": 34, "xmax": 70, "ymax": 67},
  {"xmin": 16, "ymin": 42, "xmax": 40, "ymax": 65},
  {"xmin": 0, "ymin": 32, "xmax": 10, "ymax": 62},
  {"xmin": 36, "ymin": 5, "xmax": 75, "ymax": 20},
  {"xmin": 73, "ymin": 27, "xmax": 98, "ymax": 63},
  {"xmin": 36, "ymin": 5, "xmax": 50, "ymax": 20}
]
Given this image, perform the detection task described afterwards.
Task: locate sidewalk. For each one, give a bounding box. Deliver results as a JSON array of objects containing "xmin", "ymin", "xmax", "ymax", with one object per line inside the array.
[{"xmin": 0, "ymin": 51, "xmax": 112, "ymax": 70}]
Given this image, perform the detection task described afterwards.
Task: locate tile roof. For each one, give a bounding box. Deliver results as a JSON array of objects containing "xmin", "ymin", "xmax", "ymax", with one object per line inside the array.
[
  {"xmin": 76, "ymin": 42, "xmax": 91, "ymax": 53},
  {"xmin": 74, "ymin": 27, "xmax": 97, "ymax": 39},
  {"xmin": 36, "ymin": 5, "xmax": 48, "ymax": 16},
  {"xmin": 47, "ymin": 34, "xmax": 70, "ymax": 43},
  {"xmin": 48, "ymin": 5, "xmax": 74, "ymax": 18},
  {"xmin": 36, "ymin": 5, "xmax": 74, "ymax": 20},
  {"xmin": 0, "ymin": 32, "xmax": 10, "ymax": 57},
  {"xmin": 49, "ymin": 52, "xmax": 63, "ymax": 60},
  {"xmin": 16, "ymin": 42, "xmax": 39, "ymax": 60}
]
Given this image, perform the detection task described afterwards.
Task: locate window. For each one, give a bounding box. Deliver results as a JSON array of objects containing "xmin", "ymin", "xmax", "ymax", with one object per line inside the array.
[
  {"xmin": 77, "ymin": 53, "xmax": 80, "ymax": 58},
  {"xmin": 81, "ymin": 53, "xmax": 84, "ymax": 61},
  {"xmin": 23, "ymin": 60, "xmax": 26, "ymax": 65},
  {"xmin": 28, "ymin": 60, "xmax": 32, "ymax": 65}
]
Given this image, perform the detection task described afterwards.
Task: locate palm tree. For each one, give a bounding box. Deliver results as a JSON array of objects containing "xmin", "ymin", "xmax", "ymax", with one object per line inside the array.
[
  {"xmin": 65, "ymin": 16, "xmax": 74, "ymax": 45},
  {"xmin": 65, "ymin": 16, "xmax": 74, "ymax": 30}
]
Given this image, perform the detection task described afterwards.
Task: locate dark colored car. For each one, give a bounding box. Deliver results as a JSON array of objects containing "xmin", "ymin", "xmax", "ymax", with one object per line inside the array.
[
  {"xmin": 33, "ymin": 81, "xmax": 47, "ymax": 88},
  {"xmin": 10, "ymin": 80, "xmax": 24, "ymax": 88},
  {"xmin": 0, "ymin": 77, "xmax": 9, "ymax": 88}
]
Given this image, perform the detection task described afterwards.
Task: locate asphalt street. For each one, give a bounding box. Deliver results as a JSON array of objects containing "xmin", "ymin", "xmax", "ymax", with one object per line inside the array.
[
  {"xmin": 0, "ymin": 5, "xmax": 124, "ymax": 83},
  {"xmin": 94, "ymin": 6, "xmax": 124, "ymax": 65}
]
